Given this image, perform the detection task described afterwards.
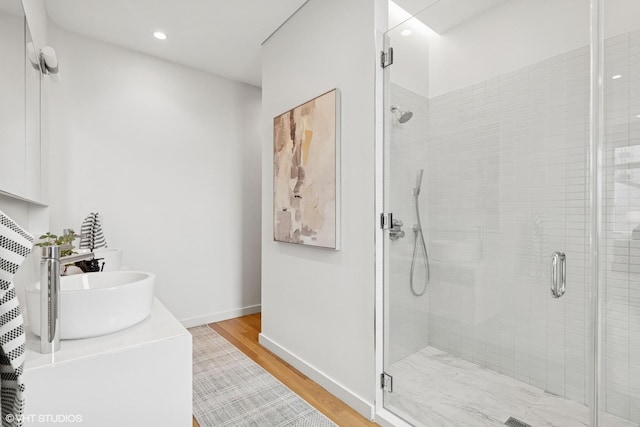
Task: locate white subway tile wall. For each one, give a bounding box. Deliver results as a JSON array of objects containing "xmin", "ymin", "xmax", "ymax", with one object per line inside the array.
[{"xmin": 388, "ymin": 30, "xmax": 640, "ymax": 424}]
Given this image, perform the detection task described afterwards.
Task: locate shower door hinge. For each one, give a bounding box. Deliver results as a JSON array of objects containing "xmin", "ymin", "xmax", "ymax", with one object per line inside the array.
[
  {"xmin": 381, "ymin": 372, "xmax": 393, "ymax": 393},
  {"xmin": 380, "ymin": 47, "xmax": 394, "ymax": 68},
  {"xmin": 380, "ymin": 213, "xmax": 393, "ymax": 230}
]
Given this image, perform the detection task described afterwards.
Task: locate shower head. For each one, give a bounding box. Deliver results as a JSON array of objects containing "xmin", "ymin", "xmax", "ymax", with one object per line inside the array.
[{"xmin": 391, "ymin": 105, "xmax": 413, "ymax": 123}]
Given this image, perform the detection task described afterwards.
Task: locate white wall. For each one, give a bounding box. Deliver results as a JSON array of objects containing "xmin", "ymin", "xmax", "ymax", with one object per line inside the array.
[
  {"xmin": 260, "ymin": 0, "xmax": 378, "ymax": 417},
  {"xmin": 47, "ymin": 25, "xmax": 262, "ymax": 325}
]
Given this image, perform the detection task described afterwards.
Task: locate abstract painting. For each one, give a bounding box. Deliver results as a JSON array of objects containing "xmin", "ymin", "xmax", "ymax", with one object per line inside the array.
[{"xmin": 273, "ymin": 89, "xmax": 340, "ymax": 249}]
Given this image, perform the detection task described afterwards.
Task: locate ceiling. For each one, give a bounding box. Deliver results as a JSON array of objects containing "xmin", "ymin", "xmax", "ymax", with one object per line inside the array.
[{"xmin": 45, "ymin": 0, "xmax": 308, "ymax": 87}]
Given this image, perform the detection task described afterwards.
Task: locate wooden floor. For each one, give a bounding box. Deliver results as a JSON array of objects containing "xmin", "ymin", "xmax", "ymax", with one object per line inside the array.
[{"xmin": 192, "ymin": 313, "xmax": 378, "ymax": 427}]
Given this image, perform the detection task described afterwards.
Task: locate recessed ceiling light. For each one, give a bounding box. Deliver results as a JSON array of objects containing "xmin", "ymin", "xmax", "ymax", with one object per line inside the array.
[
  {"xmin": 612, "ymin": 74, "xmax": 622, "ymax": 79},
  {"xmin": 401, "ymin": 29, "xmax": 413, "ymax": 37},
  {"xmin": 153, "ymin": 31, "xmax": 167, "ymax": 40},
  {"xmin": 636, "ymin": 114, "xmax": 640, "ymax": 118}
]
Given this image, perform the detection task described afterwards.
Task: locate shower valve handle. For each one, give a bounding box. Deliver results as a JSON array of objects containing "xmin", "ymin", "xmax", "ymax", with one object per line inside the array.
[
  {"xmin": 389, "ymin": 218, "xmax": 404, "ymax": 240},
  {"xmin": 390, "ymin": 230, "xmax": 405, "ymax": 240}
]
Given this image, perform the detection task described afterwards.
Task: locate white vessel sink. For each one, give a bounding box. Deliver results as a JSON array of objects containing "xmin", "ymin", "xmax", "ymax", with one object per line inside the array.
[{"xmin": 26, "ymin": 271, "xmax": 155, "ymax": 340}]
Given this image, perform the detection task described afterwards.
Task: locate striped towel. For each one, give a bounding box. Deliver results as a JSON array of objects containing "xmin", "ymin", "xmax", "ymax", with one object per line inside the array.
[
  {"xmin": 78, "ymin": 212, "xmax": 107, "ymax": 251},
  {"xmin": 0, "ymin": 211, "xmax": 33, "ymax": 427}
]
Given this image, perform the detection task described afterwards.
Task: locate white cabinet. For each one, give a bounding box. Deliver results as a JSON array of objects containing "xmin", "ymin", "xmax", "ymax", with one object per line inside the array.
[
  {"xmin": 24, "ymin": 299, "xmax": 193, "ymax": 426},
  {"xmin": 0, "ymin": 0, "xmax": 43, "ymax": 204}
]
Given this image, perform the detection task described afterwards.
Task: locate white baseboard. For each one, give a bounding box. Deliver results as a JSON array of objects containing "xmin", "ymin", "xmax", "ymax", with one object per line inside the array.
[
  {"xmin": 180, "ymin": 304, "xmax": 261, "ymax": 328},
  {"xmin": 258, "ymin": 332, "xmax": 375, "ymax": 420}
]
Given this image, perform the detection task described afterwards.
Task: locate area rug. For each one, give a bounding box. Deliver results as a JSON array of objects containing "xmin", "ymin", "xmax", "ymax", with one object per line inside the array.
[{"xmin": 191, "ymin": 325, "xmax": 338, "ymax": 427}]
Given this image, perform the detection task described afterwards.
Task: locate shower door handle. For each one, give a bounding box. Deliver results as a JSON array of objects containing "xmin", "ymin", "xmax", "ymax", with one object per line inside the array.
[{"xmin": 551, "ymin": 252, "xmax": 566, "ymax": 298}]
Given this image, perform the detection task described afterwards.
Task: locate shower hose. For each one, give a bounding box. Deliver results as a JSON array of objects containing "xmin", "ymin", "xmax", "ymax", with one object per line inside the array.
[{"xmin": 410, "ymin": 171, "xmax": 430, "ymax": 296}]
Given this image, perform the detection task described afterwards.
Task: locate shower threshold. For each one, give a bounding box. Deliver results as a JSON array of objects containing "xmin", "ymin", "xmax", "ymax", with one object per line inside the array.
[{"xmin": 385, "ymin": 346, "xmax": 637, "ymax": 427}]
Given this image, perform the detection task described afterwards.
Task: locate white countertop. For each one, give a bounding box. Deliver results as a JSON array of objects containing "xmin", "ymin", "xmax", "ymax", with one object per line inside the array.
[{"xmin": 25, "ymin": 298, "xmax": 190, "ymax": 371}]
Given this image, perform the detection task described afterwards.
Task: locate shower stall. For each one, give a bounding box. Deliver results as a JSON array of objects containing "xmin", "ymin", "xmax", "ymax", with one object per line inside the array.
[{"xmin": 377, "ymin": 0, "xmax": 640, "ymax": 426}]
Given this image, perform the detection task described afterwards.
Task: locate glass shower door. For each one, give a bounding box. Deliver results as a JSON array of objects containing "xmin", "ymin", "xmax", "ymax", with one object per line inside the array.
[
  {"xmin": 598, "ymin": 0, "xmax": 640, "ymax": 423},
  {"xmin": 382, "ymin": 0, "xmax": 600, "ymax": 425}
]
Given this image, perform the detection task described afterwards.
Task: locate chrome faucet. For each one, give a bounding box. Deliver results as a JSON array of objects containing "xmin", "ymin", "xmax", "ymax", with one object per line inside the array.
[{"xmin": 40, "ymin": 244, "xmax": 94, "ymax": 353}]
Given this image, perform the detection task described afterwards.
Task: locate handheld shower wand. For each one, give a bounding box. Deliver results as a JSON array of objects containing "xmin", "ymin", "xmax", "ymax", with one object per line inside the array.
[
  {"xmin": 413, "ymin": 169, "xmax": 424, "ymax": 195},
  {"xmin": 410, "ymin": 169, "xmax": 429, "ymax": 296}
]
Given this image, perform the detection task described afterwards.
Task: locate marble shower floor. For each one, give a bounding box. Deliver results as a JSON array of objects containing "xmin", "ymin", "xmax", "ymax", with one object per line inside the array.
[{"xmin": 385, "ymin": 346, "xmax": 639, "ymax": 427}]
